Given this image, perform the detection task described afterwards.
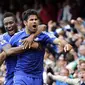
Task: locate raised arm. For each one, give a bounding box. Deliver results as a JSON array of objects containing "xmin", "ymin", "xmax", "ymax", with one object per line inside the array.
[
  {"xmin": 48, "ymin": 73, "xmax": 79, "ymax": 85},
  {"xmin": 53, "ymin": 38, "xmax": 72, "ymax": 52},
  {"xmin": 0, "ymin": 41, "xmax": 40, "ymax": 66},
  {"xmin": 22, "ymin": 24, "xmax": 46, "ymax": 49},
  {"xmin": 2, "ymin": 41, "xmax": 39, "ymax": 56}
]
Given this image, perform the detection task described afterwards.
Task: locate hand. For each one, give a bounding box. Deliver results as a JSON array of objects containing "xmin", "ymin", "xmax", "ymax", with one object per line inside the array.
[
  {"xmin": 38, "ymin": 24, "xmax": 46, "ymax": 31},
  {"xmin": 70, "ymin": 19, "xmax": 76, "ymax": 24},
  {"xmin": 21, "ymin": 34, "xmax": 35, "ymax": 49},
  {"xmin": 64, "ymin": 44, "xmax": 72, "ymax": 52},
  {"xmin": 77, "ymin": 17, "xmax": 83, "ymax": 24},
  {"xmin": 30, "ymin": 42, "xmax": 39, "ymax": 49},
  {"xmin": 48, "ymin": 20, "xmax": 56, "ymax": 32},
  {"xmin": 48, "ymin": 20, "xmax": 53, "ymax": 28},
  {"xmin": 47, "ymin": 72, "xmax": 53, "ymax": 78}
]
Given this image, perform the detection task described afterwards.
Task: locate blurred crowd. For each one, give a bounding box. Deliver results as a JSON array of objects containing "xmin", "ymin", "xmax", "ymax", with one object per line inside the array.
[
  {"xmin": 43, "ymin": 17, "xmax": 85, "ymax": 85},
  {"xmin": 0, "ymin": 0, "xmax": 85, "ymax": 32},
  {"xmin": 0, "ymin": 0, "xmax": 85, "ymax": 85}
]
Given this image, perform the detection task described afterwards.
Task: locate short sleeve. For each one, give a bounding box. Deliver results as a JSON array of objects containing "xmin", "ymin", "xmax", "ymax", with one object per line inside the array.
[{"xmin": 0, "ymin": 34, "xmax": 9, "ymax": 48}]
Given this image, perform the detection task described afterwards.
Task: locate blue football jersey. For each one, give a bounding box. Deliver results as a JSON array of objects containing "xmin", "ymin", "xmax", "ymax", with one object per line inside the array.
[
  {"xmin": 9, "ymin": 29, "xmax": 55, "ymax": 78},
  {"xmin": 43, "ymin": 31, "xmax": 58, "ymax": 54}
]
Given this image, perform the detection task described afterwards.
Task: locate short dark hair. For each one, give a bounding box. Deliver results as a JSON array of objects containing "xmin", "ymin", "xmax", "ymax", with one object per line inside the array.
[
  {"xmin": 22, "ymin": 9, "xmax": 39, "ymax": 21},
  {"xmin": 3, "ymin": 12, "xmax": 17, "ymax": 22}
]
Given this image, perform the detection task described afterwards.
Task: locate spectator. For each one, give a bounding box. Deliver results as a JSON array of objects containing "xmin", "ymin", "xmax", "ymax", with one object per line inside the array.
[
  {"xmin": 48, "ymin": 69, "xmax": 85, "ymax": 85},
  {"xmin": 56, "ymin": 67, "xmax": 69, "ymax": 85},
  {"xmin": 62, "ymin": 1, "xmax": 72, "ymax": 21}
]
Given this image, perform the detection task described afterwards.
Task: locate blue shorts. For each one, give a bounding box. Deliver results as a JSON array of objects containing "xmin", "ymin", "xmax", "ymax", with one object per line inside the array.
[{"xmin": 13, "ymin": 71, "xmax": 43, "ymax": 85}]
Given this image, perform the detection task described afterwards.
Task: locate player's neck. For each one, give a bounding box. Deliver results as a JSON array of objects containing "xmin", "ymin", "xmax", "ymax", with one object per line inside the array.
[{"xmin": 25, "ymin": 27, "xmax": 31, "ymax": 34}]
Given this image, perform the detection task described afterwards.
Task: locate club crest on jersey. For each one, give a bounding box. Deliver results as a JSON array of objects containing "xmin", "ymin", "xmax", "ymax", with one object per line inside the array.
[
  {"xmin": 34, "ymin": 37, "xmax": 39, "ymax": 41},
  {"xmin": 19, "ymin": 39, "xmax": 22, "ymax": 43}
]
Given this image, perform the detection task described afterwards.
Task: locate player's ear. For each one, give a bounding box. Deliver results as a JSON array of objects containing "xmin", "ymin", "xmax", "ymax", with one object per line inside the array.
[{"xmin": 23, "ymin": 21, "xmax": 27, "ymax": 26}]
